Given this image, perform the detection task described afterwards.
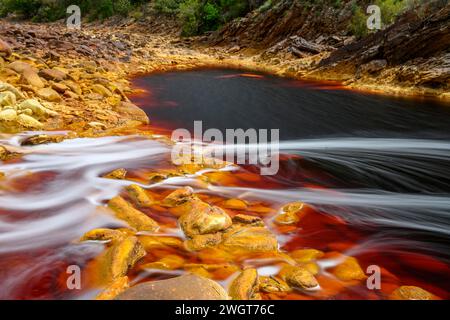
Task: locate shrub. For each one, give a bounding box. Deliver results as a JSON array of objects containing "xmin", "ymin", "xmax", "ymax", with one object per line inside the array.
[
  {"xmin": 155, "ymin": 0, "xmax": 183, "ymax": 14},
  {"xmin": 114, "ymin": 0, "xmax": 133, "ymax": 17}
]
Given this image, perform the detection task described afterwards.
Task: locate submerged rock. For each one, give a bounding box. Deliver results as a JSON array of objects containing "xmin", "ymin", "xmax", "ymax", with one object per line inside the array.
[
  {"xmin": 229, "ymin": 268, "xmax": 259, "ymax": 300},
  {"xmin": 162, "ymin": 186, "xmax": 195, "ymax": 207},
  {"xmin": 126, "ymin": 184, "xmax": 153, "ymax": 207},
  {"xmin": 259, "ymin": 276, "xmax": 291, "ymax": 293},
  {"xmin": 103, "ymin": 168, "xmax": 127, "ymax": 179},
  {"xmin": 331, "ymin": 256, "xmax": 366, "ymax": 281},
  {"xmin": 108, "ymin": 196, "xmax": 159, "ymax": 232},
  {"xmin": 96, "ymin": 276, "xmax": 129, "ymax": 300},
  {"xmin": 115, "ymin": 274, "xmax": 229, "ymax": 300},
  {"xmin": 221, "ymin": 226, "xmax": 278, "ymax": 253},
  {"xmin": 80, "ymin": 228, "xmax": 127, "ymax": 245},
  {"xmin": 281, "ymin": 265, "xmax": 319, "ymax": 290}
]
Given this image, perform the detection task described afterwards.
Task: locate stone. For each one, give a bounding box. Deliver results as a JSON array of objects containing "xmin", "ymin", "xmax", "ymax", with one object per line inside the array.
[
  {"xmin": 63, "ymin": 80, "xmax": 82, "ymax": 95},
  {"xmin": 20, "ymin": 68, "xmax": 45, "ymax": 88},
  {"xmin": 115, "ymin": 274, "xmax": 229, "ymax": 300},
  {"xmin": 259, "ymin": 276, "xmax": 291, "ymax": 293},
  {"xmin": 389, "ymin": 286, "xmax": 435, "ymax": 300},
  {"xmin": 8, "ymin": 61, "xmax": 36, "ymax": 74},
  {"xmin": 163, "ymin": 186, "xmax": 195, "ymax": 207},
  {"xmin": 108, "ymin": 196, "xmax": 159, "ymax": 232},
  {"xmin": 96, "ymin": 276, "xmax": 129, "ymax": 300},
  {"xmin": 17, "ymin": 114, "xmax": 43, "ymax": 129},
  {"xmin": 281, "ymin": 265, "xmax": 319, "ymax": 290},
  {"xmin": 221, "ymin": 226, "xmax": 278, "ymax": 253},
  {"xmin": 20, "ymin": 134, "xmax": 65, "ymax": 146},
  {"xmin": 289, "ymin": 249, "xmax": 324, "ymax": 263},
  {"xmin": 221, "ymin": 198, "xmax": 248, "ymax": 210},
  {"xmin": 91, "ymin": 84, "xmax": 113, "ymax": 97},
  {"xmin": 184, "ymin": 233, "xmax": 223, "ymax": 251},
  {"xmin": 80, "ymin": 228, "xmax": 127, "ymax": 244},
  {"xmin": 229, "ymin": 268, "xmax": 259, "ymax": 300},
  {"xmin": 140, "ymin": 255, "xmax": 185, "ymax": 270},
  {"xmin": 115, "ymin": 101, "xmax": 149, "ymax": 124},
  {"xmin": 52, "ymin": 82, "xmax": 69, "ymax": 93},
  {"xmin": 360, "ymin": 59, "xmax": 388, "ymax": 75},
  {"xmin": 0, "ymin": 38, "xmax": 12, "ymax": 57},
  {"xmin": 0, "ymin": 109, "xmax": 18, "ymax": 121},
  {"xmin": 39, "ymin": 68, "xmax": 67, "ymax": 82},
  {"xmin": 179, "ymin": 200, "xmax": 232, "ymax": 238},
  {"xmin": 232, "ymin": 214, "xmax": 264, "ymax": 226},
  {"xmin": 126, "ymin": 184, "xmax": 153, "ymax": 207},
  {"xmin": 37, "ymin": 88, "xmax": 62, "ymax": 102},
  {"xmin": 0, "ymin": 91, "xmax": 16, "ymax": 107},
  {"xmin": 102, "ymin": 236, "xmax": 146, "ymax": 280},
  {"xmin": 138, "ymin": 235, "xmax": 183, "ymax": 251},
  {"xmin": 103, "ymin": 168, "xmax": 127, "ymax": 179},
  {"xmin": 18, "ymin": 99, "xmax": 58, "ymax": 118},
  {"xmin": 0, "ymin": 82, "xmax": 25, "ymax": 99},
  {"xmin": 331, "ymin": 257, "xmax": 366, "ymax": 281}
]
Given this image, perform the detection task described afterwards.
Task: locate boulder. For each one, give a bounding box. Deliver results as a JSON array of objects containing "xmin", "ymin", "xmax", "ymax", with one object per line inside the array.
[
  {"xmin": 37, "ymin": 88, "xmax": 62, "ymax": 102},
  {"xmin": 20, "ymin": 68, "xmax": 45, "ymax": 88},
  {"xmin": 39, "ymin": 68, "xmax": 67, "ymax": 82},
  {"xmin": 0, "ymin": 38, "xmax": 12, "ymax": 57},
  {"xmin": 115, "ymin": 274, "xmax": 228, "ymax": 300},
  {"xmin": 18, "ymin": 99, "xmax": 58, "ymax": 118},
  {"xmin": 115, "ymin": 101, "xmax": 149, "ymax": 124},
  {"xmin": 8, "ymin": 61, "xmax": 36, "ymax": 74},
  {"xmin": 281, "ymin": 265, "xmax": 319, "ymax": 290},
  {"xmin": 0, "ymin": 91, "xmax": 16, "ymax": 107},
  {"xmin": 229, "ymin": 268, "xmax": 259, "ymax": 300},
  {"xmin": 108, "ymin": 196, "xmax": 159, "ymax": 232}
]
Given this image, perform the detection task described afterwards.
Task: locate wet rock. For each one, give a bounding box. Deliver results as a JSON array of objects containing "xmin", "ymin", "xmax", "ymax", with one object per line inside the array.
[
  {"xmin": 289, "ymin": 249, "xmax": 324, "ymax": 263},
  {"xmin": 39, "ymin": 68, "xmax": 67, "ymax": 82},
  {"xmin": 115, "ymin": 101, "xmax": 149, "ymax": 124},
  {"xmin": 20, "ymin": 134, "xmax": 65, "ymax": 146},
  {"xmin": 221, "ymin": 226, "xmax": 278, "ymax": 253},
  {"xmin": 37, "ymin": 88, "xmax": 62, "ymax": 102},
  {"xmin": 96, "ymin": 276, "xmax": 129, "ymax": 300},
  {"xmin": 0, "ymin": 38, "xmax": 12, "ymax": 57},
  {"xmin": 102, "ymin": 236, "xmax": 146, "ymax": 280},
  {"xmin": 359, "ymin": 59, "xmax": 387, "ymax": 75},
  {"xmin": 126, "ymin": 184, "xmax": 153, "ymax": 207},
  {"xmin": 281, "ymin": 265, "xmax": 319, "ymax": 290},
  {"xmin": 179, "ymin": 200, "xmax": 232, "ymax": 238},
  {"xmin": 221, "ymin": 198, "xmax": 248, "ymax": 210},
  {"xmin": 331, "ymin": 257, "xmax": 366, "ymax": 281},
  {"xmin": 18, "ymin": 99, "xmax": 58, "ymax": 118},
  {"xmin": 232, "ymin": 214, "xmax": 264, "ymax": 226},
  {"xmin": 162, "ymin": 186, "xmax": 195, "ymax": 207},
  {"xmin": 259, "ymin": 276, "xmax": 291, "ymax": 293},
  {"xmin": 138, "ymin": 235, "xmax": 183, "ymax": 251},
  {"xmin": 108, "ymin": 196, "xmax": 159, "ymax": 232},
  {"xmin": 140, "ymin": 255, "xmax": 185, "ymax": 270},
  {"xmin": 103, "ymin": 168, "xmax": 127, "ymax": 180},
  {"xmin": 80, "ymin": 228, "xmax": 127, "ymax": 244},
  {"xmin": 275, "ymin": 201, "xmax": 306, "ymax": 225},
  {"xmin": 0, "ymin": 91, "xmax": 16, "ymax": 107},
  {"xmin": 20, "ymin": 68, "xmax": 45, "ymax": 88},
  {"xmin": 184, "ymin": 233, "xmax": 223, "ymax": 251},
  {"xmin": 389, "ymin": 286, "xmax": 436, "ymax": 300},
  {"xmin": 116, "ymin": 274, "xmax": 229, "ymax": 300},
  {"xmin": 229, "ymin": 268, "xmax": 259, "ymax": 300},
  {"xmin": 0, "ymin": 109, "xmax": 17, "ymax": 122}
]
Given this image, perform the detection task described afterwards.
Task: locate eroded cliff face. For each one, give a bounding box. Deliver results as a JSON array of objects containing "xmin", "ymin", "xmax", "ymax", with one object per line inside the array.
[{"xmin": 208, "ymin": 0, "xmax": 450, "ymax": 96}]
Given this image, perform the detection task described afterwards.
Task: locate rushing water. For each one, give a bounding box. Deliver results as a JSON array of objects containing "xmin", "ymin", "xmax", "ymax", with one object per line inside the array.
[{"xmin": 0, "ymin": 69, "xmax": 449, "ymax": 299}]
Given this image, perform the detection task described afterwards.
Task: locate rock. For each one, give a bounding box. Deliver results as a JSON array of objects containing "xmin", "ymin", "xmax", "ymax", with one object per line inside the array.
[
  {"xmin": 232, "ymin": 214, "xmax": 264, "ymax": 226},
  {"xmin": 184, "ymin": 233, "xmax": 223, "ymax": 251},
  {"xmin": 103, "ymin": 168, "xmax": 127, "ymax": 179},
  {"xmin": 17, "ymin": 114, "xmax": 43, "ymax": 129},
  {"xmin": 389, "ymin": 286, "xmax": 436, "ymax": 300},
  {"xmin": 259, "ymin": 276, "xmax": 291, "ymax": 293},
  {"xmin": 108, "ymin": 196, "xmax": 159, "ymax": 232},
  {"xmin": 229, "ymin": 268, "xmax": 259, "ymax": 300},
  {"xmin": 138, "ymin": 235, "xmax": 183, "ymax": 251},
  {"xmin": 221, "ymin": 226, "xmax": 278, "ymax": 253},
  {"xmin": 18, "ymin": 99, "xmax": 57, "ymax": 118},
  {"xmin": 63, "ymin": 80, "xmax": 82, "ymax": 95},
  {"xmin": 163, "ymin": 187, "xmax": 195, "ymax": 207},
  {"xmin": 20, "ymin": 134, "xmax": 65, "ymax": 146},
  {"xmin": 52, "ymin": 82, "xmax": 69, "ymax": 93},
  {"xmin": 115, "ymin": 101, "xmax": 149, "ymax": 124},
  {"xmin": 80, "ymin": 228, "xmax": 127, "ymax": 244},
  {"xmin": 20, "ymin": 68, "xmax": 45, "ymax": 88},
  {"xmin": 0, "ymin": 91, "xmax": 16, "ymax": 107},
  {"xmin": 91, "ymin": 84, "xmax": 113, "ymax": 97},
  {"xmin": 360, "ymin": 59, "xmax": 388, "ymax": 75},
  {"xmin": 96, "ymin": 276, "xmax": 129, "ymax": 300},
  {"xmin": 289, "ymin": 249, "xmax": 324, "ymax": 263},
  {"xmin": 37, "ymin": 88, "xmax": 62, "ymax": 102},
  {"xmin": 281, "ymin": 265, "xmax": 319, "ymax": 290},
  {"xmin": 102, "ymin": 236, "xmax": 146, "ymax": 280},
  {"xmin": 0, "ymin": 38, "xmax": 12, "ymax": 57},
  {"xmin": 39, "ymin": 68, "xmax": 67, "ymax": 82},
  {"xmin": 140, "ymin": 255, "xmax": 185, "ymax": 270},
  {"xmin": 179, "ymin": 200, "xmax": 232, "ymax": 238},
  {"xmin": 0, "ymin": 109, "xmax": 17, "ymax": 121},
  {"xmin": 331, "ymin": 257, "xmax": 366, "ymax": 281},
  {"xmin": 126, "ymin": 184, "xmax": 153, "ymax": 207},
  {"xmin": 115, "ymin": 274, "xmax": 229, "ymax": 300},
  {"xmin": 228, "ymin": 45, "xmax": 241, "ymax": 53},
  {"xmin": 221, "ymin": 198, "xmax": 248, "ymax": 210},
  {"xmin": 275, "ymin": 202, "xmax": 306, "ymax": 225},
  {"xmin": 0, "ymin": 82, "xmax": 25, "ymax": 100},
  {"xmin": 8, "ymin": 61, "xmax": 36, "ymax": 74}
]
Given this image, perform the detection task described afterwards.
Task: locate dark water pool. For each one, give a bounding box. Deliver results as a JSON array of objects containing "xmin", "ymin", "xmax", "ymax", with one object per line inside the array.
[{"xmin": 131, "ymin": 69, "xmax": 450, "ymax": 140}]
